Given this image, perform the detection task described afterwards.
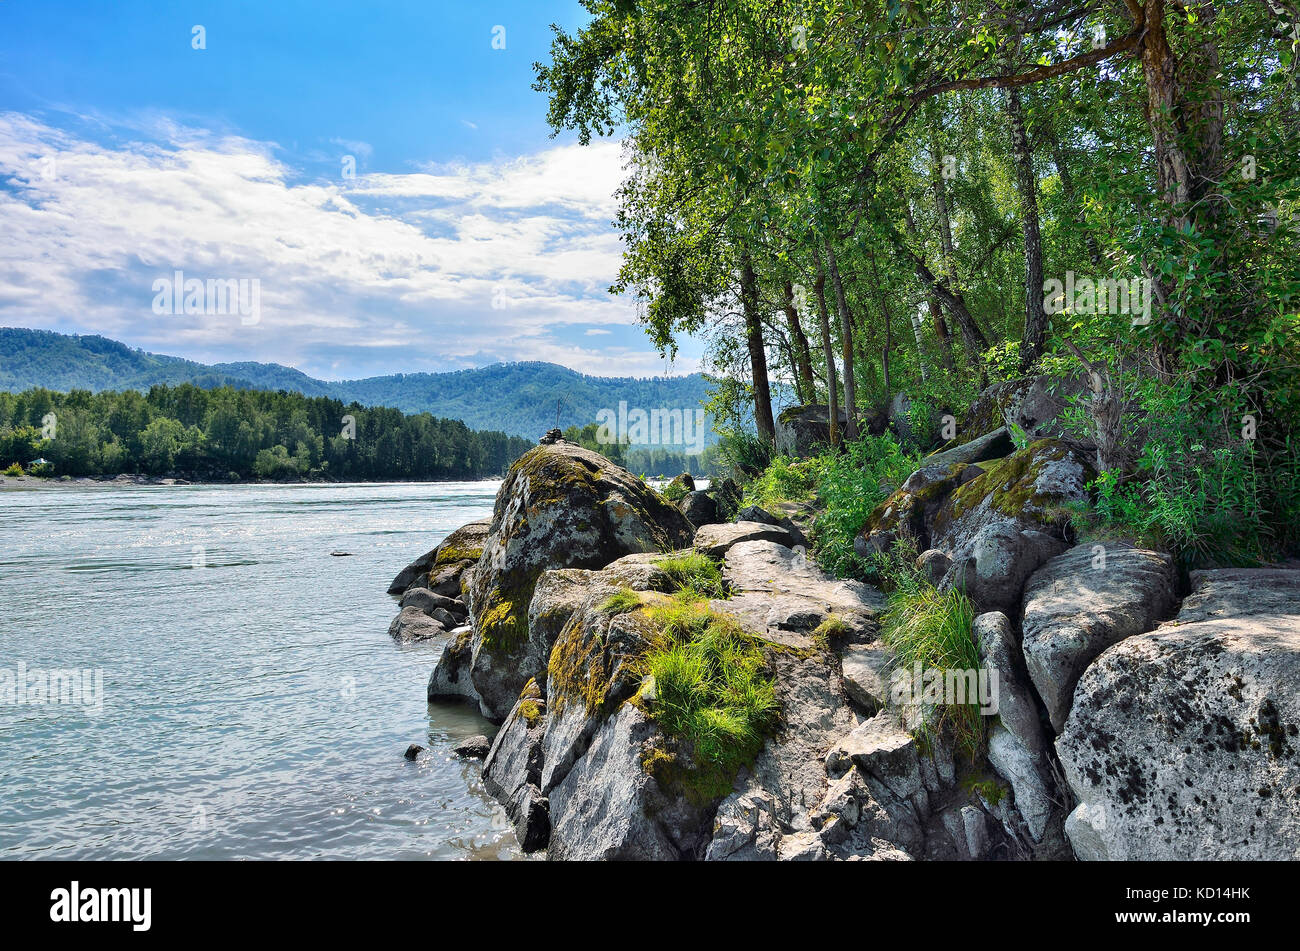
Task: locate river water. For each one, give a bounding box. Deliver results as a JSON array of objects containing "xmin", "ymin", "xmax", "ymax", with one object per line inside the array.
[{"xmin": 0, "ymin": 481, "xmax": 521, "ymax": 860}]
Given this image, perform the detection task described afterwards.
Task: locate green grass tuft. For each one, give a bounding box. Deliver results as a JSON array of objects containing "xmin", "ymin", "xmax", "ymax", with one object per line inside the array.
[
  {"xmin": 654, "ymin": 551, "xmax": 727, "ymax": 601},
  {"xmin": 640, "ymin": 599, "xmax": 777, "ymax": 793},
  {"xmin": 599, "ymin": 586, "xmax": 643, "ymax": 615},
  {"xmin": 880, "ymin": 573, "xmax": 984, "ymax": 760}
]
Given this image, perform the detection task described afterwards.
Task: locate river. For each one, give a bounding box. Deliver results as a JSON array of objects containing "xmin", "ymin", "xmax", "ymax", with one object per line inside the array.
[{"xmin": 0, "ymin": 481, "xmax": 521, "ymax": 860}]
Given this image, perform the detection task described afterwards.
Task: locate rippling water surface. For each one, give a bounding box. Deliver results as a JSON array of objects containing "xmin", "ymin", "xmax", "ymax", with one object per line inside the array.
[{"xmin": 0, "ymin": 481, "xmax": 521, "ymax": 860}]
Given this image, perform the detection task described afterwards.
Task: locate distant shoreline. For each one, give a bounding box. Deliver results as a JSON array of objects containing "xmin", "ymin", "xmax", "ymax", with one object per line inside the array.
[{"xmin": 0, "ymin": 473, "xmax": 506, "ymax": 490}]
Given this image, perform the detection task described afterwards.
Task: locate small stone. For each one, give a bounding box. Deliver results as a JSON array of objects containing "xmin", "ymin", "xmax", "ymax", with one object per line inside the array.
[
  {"xmin": 403, "ymin": 743, "xmax": 425, "ymax": 761},
  {"xmin": 451, "ymin": 735, "xmax": 492, "ymax": 760}
]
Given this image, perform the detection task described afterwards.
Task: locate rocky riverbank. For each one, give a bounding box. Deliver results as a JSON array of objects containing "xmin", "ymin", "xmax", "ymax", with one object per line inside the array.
[{"xmin": 389, "ymin": 411, "xmax": 1300, "ymax": 861}]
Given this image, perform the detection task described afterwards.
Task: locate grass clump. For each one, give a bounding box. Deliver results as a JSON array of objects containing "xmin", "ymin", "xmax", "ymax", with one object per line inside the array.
[
  {"xmin": 599, "ymin": 586, "xmax": 643, "ymax": 615},
  {"xmin": 811, "ymin": 612, "xmax": 852, "ymax": 650},
  {"xmin": 639, "ymin": 599, "xmax": 778, "ymax": 801},
  {"xmin": 879, "ymin": 565, "xmax": 984, "ymax": 760},
  {"xmin": 654, "ymin": 551, "xmax": 727, "ymax": 601}
]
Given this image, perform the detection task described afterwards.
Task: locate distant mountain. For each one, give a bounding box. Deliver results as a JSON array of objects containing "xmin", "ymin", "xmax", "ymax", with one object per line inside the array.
[{"xmin": 0, "ymin": 328, "xmax": 715, "ymax": 440}]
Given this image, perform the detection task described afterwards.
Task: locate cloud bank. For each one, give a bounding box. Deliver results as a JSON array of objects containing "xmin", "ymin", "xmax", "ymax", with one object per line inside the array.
[{"xmin": 0, "ymin": 113, "xmax": 687, "ymax": 379}]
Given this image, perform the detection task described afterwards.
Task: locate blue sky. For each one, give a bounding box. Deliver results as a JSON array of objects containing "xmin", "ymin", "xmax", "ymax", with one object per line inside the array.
[{"xmin": 0, "ymin": 1, "xmax": 705, "ymax": 379}]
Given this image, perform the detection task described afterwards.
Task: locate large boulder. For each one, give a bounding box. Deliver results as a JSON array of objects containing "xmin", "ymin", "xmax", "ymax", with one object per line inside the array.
[
  {"xmin": 856, "ymin": 439, "xmax": 1092, "ymax": 612},
  {"xmin": 1057, "ymin": 567, "xmax": 1300, "ymax": 860},
  {"xmin": 960, "ymin": 375, "xmax": 1089, "ymax": 447},
  {"xmin": 775, "ymin": 404, "xmax": 847, "ymax": 457},
  {"xmin": 387, "ymin": 519, "xmax": 490, "ymax": 595},
  {"xmin": 1021, "ymin": 544, "xmax": 1178, "ymax": 732},
  {"xmin": 678, "ymin": 490, "xmax": 719, "ymax": 527},
  {"xmin": 430, "ymin": 440, "xmax": 693, "ymax": 721}
]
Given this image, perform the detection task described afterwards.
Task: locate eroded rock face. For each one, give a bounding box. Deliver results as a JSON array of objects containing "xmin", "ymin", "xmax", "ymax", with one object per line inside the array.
[
  {"xmin": 1057, "ymin": 568, "xmax": 1300, "ymax": 860},
  {"xmin": 1021, "ymin": 545, "xmax": 1178, "ymax": 732},
  {"xmin": 708, "ymin": 651, "xmax": 861, "ymax": 860},
  {"xmin": 856, "ymin": 440, "xmax": 1092, "ymax": 612},
  {"xmin": 432, "ymin": 441, "xmax": 693, "ymax": 722},
  {"xmin": 547, "ymin": 704, "xmax": 711, "ymax": 860},
  {"xmin": 714, "ymin": 540, "xmax": 884, "ymax": 649},
  {"xmin": 481, "ymin": 680, "xmax": 550, "ymax": 852},
  {"xmin": 974, "ymin": 611, "xmax": 1056, "ymax": 843}
]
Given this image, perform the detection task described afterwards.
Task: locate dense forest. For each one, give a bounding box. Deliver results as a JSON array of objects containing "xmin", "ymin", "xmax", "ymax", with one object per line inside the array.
[
  {"xmin": 0, "ymin": 384, "xmax": 532, "ymax": 482},
  {"xmin": 535, "ymin": 0, "xmax": 1300, "ymax": 565}
]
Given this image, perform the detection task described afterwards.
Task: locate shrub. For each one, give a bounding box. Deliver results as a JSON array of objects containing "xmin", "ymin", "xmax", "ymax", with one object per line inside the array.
[
  {"xmin": 811, "ymin": 433, "xmax": 920, "ymax": 579},
  {"xmin": 3, "ymin": 462, "xmax": 23, "ymax": 476},
  {"xmin": 741, "ymin": 454, "xmax": 821, "ymax": 510}
]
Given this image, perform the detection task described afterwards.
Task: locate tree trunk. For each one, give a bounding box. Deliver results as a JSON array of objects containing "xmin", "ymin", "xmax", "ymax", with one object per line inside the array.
[
  {"xmin": 823, "ymin": 240, "xmax": 859, "ymax": 440},
  {"xmin": 1006, "ymin": 87, "xmax": 1049, "ymax": 372},
  {"xmin": 740, "ymin": 256, "xmax": 776, "ymax": 442},
  {"xmin": 866, "ymin": 246, "xmax": 897, "ymax": 391},
  {"xmin": 812, "ymin": 268, "xmax": 840, "ymax": 447},
  {"xmin": 782, "ymin": 281, "xmax": 817, "ymax": 405},
  {"xmin": 900, "ymin": 206, "xmax": 990, "ymax": 358}
]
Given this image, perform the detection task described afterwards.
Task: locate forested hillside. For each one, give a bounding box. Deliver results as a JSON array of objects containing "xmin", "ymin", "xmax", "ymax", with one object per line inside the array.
[
  {"xmin": 0, "ymin": 329, "xmax": 716, "ymax": 441},
  {"xmin": 0, "ymin": 384, "xmax": 531, "ymax": 482},
  {"xmin": 535, "ymin": 0, "xmax": 1300, "ymax": 564}
]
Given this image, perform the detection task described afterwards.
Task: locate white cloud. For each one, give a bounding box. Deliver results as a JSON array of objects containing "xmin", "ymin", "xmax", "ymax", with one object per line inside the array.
[{"xmin": 0, "ymin": 113, "xmax": 689, "ymax": 379}]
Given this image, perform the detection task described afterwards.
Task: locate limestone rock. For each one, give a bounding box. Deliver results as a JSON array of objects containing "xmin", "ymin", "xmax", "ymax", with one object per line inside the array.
[
  {"xmin": 678, "ymin": 489, "xmax": 718, "ymax": 527},
  {"xmin": 430, "ymin": 442, "xmax": 692, "ymax": 722},
  {"xmin": 388, "ymin": 606, "xmax": 446, "ymax": 642},
  {"xmin": 856, "ymin": 439, "xmax": 1093, "ymax": 612},
  {"xmin": 388, "ymin": 519, "xmax": 490, "ymax": 595}
]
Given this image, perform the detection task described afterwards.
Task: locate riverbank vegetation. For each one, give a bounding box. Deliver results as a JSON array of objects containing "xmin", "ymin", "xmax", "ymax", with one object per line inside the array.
[
  {"xmin": 535, "ymin": 0, "xmax": 1300, "ymax": 571},
  {"xmin": 0, "ymin": 384, "xmax": 531, "ymax": 481}
]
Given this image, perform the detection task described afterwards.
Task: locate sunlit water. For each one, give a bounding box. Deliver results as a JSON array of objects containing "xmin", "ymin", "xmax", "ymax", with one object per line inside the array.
[{"xmin": 0, "ymin": 481, "xmax": 521, "ymax": 860}]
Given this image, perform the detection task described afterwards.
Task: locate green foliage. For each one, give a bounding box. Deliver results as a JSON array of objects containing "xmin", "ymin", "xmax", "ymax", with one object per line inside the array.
[
  {"xmin": 599, "ymin": 587, "xmax": 644, "ymax": 615},
  {"xmin": 0, "ymin": 329, "xmax": 715, "ymax": 442},
  {"xmin": 562, "ymin": 420, "xmax": 627, "ymax": 466},
  {"xmin": 3, "ymin": 462, "xmax": 23, "ymax": 476},
  {"xmin": 0, "ymin": 384, "xmax": 531, "ymax": 481},
  {"xmin": 712, "ymin": 428, "xmax": 773, "ymax": 481},
  {"xmin": 741, "ymin": 455, "xmax": 820, "ymax": 510},
  {"xmin": 1068, "ymin": 376, "xmax": 1300, "ymax": 567},
  {"xmin": 811, "ymin": 433, "xmax": 921, "ymax": 579},
  {"xmin": 654, "ymin": 551, "xmax": 727, "ymax": 601},
  {"xmin": 642, "ymin": 599, "xmax": 777, "ymax": 793}
]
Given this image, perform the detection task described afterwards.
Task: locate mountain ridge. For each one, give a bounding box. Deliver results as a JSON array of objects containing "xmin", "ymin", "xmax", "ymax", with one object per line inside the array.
[{"xmin": 0, "ymin": 327, "xmax": 714, "ymax": 440}]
